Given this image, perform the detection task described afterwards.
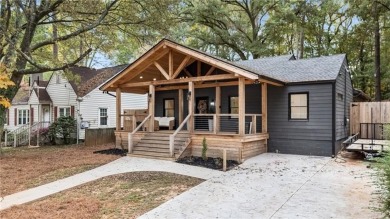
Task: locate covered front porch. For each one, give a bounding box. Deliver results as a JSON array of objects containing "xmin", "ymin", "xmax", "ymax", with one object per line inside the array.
[{"xmin": 101, "ymin": 39, "xmax": 283, "ymax": 161}]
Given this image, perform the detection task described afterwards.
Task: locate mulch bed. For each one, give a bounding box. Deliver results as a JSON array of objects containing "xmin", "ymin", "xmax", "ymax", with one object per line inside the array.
[
  {"xmin": 93, "ymin": 148, "xmax": 128, "ymax": 156},
  {"xmin": 177, "ymin": 156, "xmax": 239, "ymax": 171}
]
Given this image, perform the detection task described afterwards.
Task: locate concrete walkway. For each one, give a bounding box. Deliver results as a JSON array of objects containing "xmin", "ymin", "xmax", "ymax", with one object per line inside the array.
[
  {"xmin": 140, "ymin": 153, "xmax": 380, "ymax": 219},
  {"xmin": 0, "ymin": 157, "xmax": 222, "ymax": 211},
  {"xmin": 1, "ymin": 153, "xmax": 380, "ymax": 218}
]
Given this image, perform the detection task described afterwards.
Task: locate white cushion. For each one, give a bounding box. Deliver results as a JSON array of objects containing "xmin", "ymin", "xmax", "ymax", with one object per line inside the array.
[{"xmin": 155, "ymin": 117, "xmax": 174, "ymax": 127}]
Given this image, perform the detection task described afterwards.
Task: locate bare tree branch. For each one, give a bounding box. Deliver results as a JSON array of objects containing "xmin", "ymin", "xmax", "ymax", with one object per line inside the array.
[
  {"xmin": 15, "ymin": 48, "xmax": 92, "ymax": 75},
  {"xmin": 30, "ymin": 0, "xmax": 119, "ymax": 52}
]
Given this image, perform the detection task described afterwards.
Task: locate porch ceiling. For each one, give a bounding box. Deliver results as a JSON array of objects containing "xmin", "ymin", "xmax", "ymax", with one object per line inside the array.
[{"xmin": 101, "ymin": 39, "xmax": 284, "ymax": 93}]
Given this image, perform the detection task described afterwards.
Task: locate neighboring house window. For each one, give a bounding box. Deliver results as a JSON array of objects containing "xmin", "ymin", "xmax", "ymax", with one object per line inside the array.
[
  {"xmin": 56, "ymin": 74, "xmax": 60, "ymax": 84},
  {"xmin": 229, "ymin": 96, "xmax": 239, "ymax": 114},
  {"xmin": 289, "ymin": 93, "xmax": 309, "ymax": 120},
  {"xmin": 59, "ymin": 107, "xmax": 70, "ymax": 117},
  {"xmin": 18, "ymin": 109, "xmax": 29, "ymax": 125},
  {"xmin": 99, "ymin": 108, "xmax": 108, "ymax": 126},
  {"xmin": 164, "ymin": 99, "xmax": 174, "ymax": 117}
]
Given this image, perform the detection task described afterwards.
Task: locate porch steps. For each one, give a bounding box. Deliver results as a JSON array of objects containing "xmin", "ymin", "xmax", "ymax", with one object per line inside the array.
[{"xmin": 130, "ymin": 132, "xmax": 190, "ymax": 160}]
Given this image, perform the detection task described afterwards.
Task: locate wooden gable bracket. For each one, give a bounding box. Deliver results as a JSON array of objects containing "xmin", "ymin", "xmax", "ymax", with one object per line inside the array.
[
  {"xmin": 199, "ymin": 66, "xmax": 215, "ymax": 84},
  {"xmin": 183, "ymin": 68, "xmax": 193, "ymax": 78},
  {"xmin": 172, "ymin": 56, "xmax": 191, "ymax": 79},
  {"xmin": 154, "ymin": 61, "xmax": 170, "ymax": 80}
]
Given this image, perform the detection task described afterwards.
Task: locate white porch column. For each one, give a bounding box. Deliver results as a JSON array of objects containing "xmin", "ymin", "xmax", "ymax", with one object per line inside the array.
[
  {"xmin": 188, "ymin": 81, "xmax": 194, "ymax": 133},
  {"xmin": 262, "ymin": 83, "xmax": 268, "ymax": 133},
  {"xmin": 116, "ymin": 88, "xmax": 121, "ymax": 131},
  {"xmin": 149, "ymin": 85, "xmax": 155, "ymax": 131},
  {"xmin": 238, "ymin": 77, "xmax": 245, "ymax": 136}
]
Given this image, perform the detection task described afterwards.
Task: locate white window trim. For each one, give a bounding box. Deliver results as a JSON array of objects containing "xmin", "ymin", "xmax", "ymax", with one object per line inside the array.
[
  {"xmin": 99, "ymin": 108, "xmax": 109, "ymax": 127},
  {"xmin": 18, "ymin": 109, "xmax": 30, "ymax": 125},
  {"xmin": 59, "ymin": 107, "xmax": 71, "ymax": 118}
]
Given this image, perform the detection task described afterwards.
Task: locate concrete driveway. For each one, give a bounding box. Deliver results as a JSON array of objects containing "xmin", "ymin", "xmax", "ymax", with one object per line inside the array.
[{"xmin": 140, "ymin": 153, "xmax": 380, "ymax": 219}]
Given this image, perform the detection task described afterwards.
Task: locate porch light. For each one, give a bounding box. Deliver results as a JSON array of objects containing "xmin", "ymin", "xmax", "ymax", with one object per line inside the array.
[
  {"xmin": 153, "ymin": 78, "xmax": 156, "ymax": 81},
  {"xmin": 253, "ymin": 79, "xmax": 259, "ymax": 84},
  {"xmin": 140, "ymin": 76, "xmax": 143, "ymax": 79},
  {"xmin": 187, "ymin": 91, "xmax": 191, "ymax": 100},
  {"xmin": 148, "ymin": 93, "xmax": 152, "ymax": 102}
]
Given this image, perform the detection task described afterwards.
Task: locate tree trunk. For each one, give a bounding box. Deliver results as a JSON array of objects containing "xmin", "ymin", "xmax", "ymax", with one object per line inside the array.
[{"xmin": 374, "ymin": 1, "xmax": 381, "ymax": 101}]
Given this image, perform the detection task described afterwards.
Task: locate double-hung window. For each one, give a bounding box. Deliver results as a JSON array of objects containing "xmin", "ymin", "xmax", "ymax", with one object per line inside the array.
[
  {"xmin": 59, "ymin": 107, "xmax": 70, "ymax": 117},
  {"xmin": 289, "ymin": 93, "xmax": 309, "ymax": 120},
  {"xmin": 18, "ymin": 109, "xmax": 29, "ymax": 125},
  {"xmin": 100, "ymin": 108, "xmax": 108, "ymax": 126}
]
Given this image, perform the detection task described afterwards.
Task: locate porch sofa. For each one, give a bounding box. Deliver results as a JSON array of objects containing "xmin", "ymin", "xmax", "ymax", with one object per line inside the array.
[{"xmin": 155, "ymin": 117, "xmax": 175, "ymax": 130}]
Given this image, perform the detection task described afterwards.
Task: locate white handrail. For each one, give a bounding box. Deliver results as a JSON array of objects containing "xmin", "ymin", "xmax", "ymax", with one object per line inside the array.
[
  {"xmin": 128, "ymin": 114, "xmax": 151, "ymax": 153},
  {"xmin": 169, "ymin": 114, "xmax": 191, "ymax": 157}
]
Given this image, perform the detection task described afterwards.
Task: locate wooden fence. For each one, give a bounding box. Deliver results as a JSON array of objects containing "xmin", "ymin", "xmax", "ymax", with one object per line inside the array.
[
  {"xmin": 350, "ymin": 102, "xmax": 390, "ymax": 139},
  {"xmin": 85, "ymin": 128, "xmax": 115, "ymax": 146}
]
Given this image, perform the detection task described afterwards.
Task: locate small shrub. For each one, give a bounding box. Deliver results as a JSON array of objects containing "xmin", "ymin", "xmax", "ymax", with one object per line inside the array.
[
  {"xmin": 202, "ymin": 137, "xmax": 207, "ymax": 161},
  {"xmin": 48, "ymin": 116, "xmax": 76, "ymax": 145}
]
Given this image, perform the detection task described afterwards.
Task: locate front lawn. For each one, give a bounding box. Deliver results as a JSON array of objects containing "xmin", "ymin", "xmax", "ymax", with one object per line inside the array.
[
  {"xmin": 0, "ymin": 172, "xmax": 203, "ymax": 219},
  {"xmin": 0, "ymin": 144, "xmax": 121, "ymax": 196}
]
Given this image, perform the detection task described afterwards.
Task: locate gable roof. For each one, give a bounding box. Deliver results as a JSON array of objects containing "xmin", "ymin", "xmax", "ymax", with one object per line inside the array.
[
  {"xmin": 11, "ymin": 80, "xmax": 51, "ymax": 105},
  {"xmin": 235, "ymin": 54, "xmax": 346, "ymax": 83},
  {"xmin": 101, "ymin": 39, "xmax": 347, "ymax": 91},
  {"xmin": 66, "ymin": 65, "xmax": 127, "ymax": 97},
  {"xmin": 11, "ymin": 87, "xmax": 30, "ymax": 105},
  {"xmin": 100, "ymin": 39, "xmax": 285, "ymax": 91}
]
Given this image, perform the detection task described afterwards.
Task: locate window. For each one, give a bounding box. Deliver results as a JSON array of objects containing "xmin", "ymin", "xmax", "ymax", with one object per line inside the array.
[
  {"xmin": 18, "ymin": 109, "xmax": 29, "ymax": 125},
  {"xmin": 59, "ymin": 107, "xmax": 70, "ymax": 117},
  {"xmin": 289, "ymin": 93, "xmax": 309, "ymax": 120},
  {"xmin": 100, "ymin": 108, "xmax": 108, "ymax": 126},
  {"xmin": 229, "ymin": 96, "xmax": 239, "ymax": 114},
  {"xmin": 164, "ymin": 99, "xmax": 174, "ymax": 117},
  {"xmin": 56, "ymin": 74, "xmax": 60, "ymax": 84},
  {"xmin": 337, "ymin": 93, "xmax": 344, "ymax": 101}
]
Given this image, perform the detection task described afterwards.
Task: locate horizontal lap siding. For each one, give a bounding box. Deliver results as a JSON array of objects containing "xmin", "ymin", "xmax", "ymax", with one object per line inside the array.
[
  {"xmin": 335, "ymin": 58, "xmax": 352, "ymax": 154},
  {"xmin": 268, "ymin": 83, "xmax": 333, "ymax": 156},
  {"xmin": 79, "ymin": 88, "xmax": 147, "ymax": 139}
]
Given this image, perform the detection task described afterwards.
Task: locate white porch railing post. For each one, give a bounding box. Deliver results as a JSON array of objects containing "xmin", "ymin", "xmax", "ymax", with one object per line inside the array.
[
  {"xmin": 169, "ymin": 135, "xmax": 174, "ymax": 157},
  {"xmin": 13, "ymin": 132, "xmax": 16, "ymax": 147},
  {"xmin": 128, "ymin": 133, "xmax": 133, "ymax": 153},
  {"xmin": 5, "ymin": 132, "xmax": 7, "ymax": 147}
]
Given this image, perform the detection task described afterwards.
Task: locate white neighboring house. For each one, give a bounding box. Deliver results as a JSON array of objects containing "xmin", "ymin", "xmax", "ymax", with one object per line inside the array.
[
  {"xmin": 5, "ymin": 65, "xmax": 147, "ymax": 145},
  {"xmin": 5, "ymin": 80, "xmax": 51, "ymax": 132},
  {"xmin": 67, "ymin": 65, "xmax": 147, "ymax": 139}
]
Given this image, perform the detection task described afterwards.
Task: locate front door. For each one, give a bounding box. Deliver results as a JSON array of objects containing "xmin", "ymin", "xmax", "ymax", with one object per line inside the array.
[
  {"xmin": 195, "ymin": 97, "xmax": 210, "ymax": 130},
  {"xmin": 42, "ymin": 105, "xmax": 50, "ymax": 128}
]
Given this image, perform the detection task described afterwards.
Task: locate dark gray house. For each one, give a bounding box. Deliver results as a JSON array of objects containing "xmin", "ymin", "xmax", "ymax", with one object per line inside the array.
[
  {"xmin": 101, "ymin": 39, "xmax": 352, "ymax": 161},
  {"xmin": 236, "ymin": 54, "xmax": 352, "ymax": 156}
]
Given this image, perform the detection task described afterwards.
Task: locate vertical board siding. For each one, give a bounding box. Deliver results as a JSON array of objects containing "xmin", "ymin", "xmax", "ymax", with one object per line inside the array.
[
  {"xmin": 267, "ymin": 83, "xmax": 333, "ymax": 156},
  {"xmin": 79, "ymin": 88, "xmax": 147, "ymax": 139}
]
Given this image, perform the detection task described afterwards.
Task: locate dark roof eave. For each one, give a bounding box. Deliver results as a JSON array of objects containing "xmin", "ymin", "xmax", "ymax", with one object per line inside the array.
[{"xmin": 286, "ymin": 79, "xmax": 336, "ymax": 85}]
